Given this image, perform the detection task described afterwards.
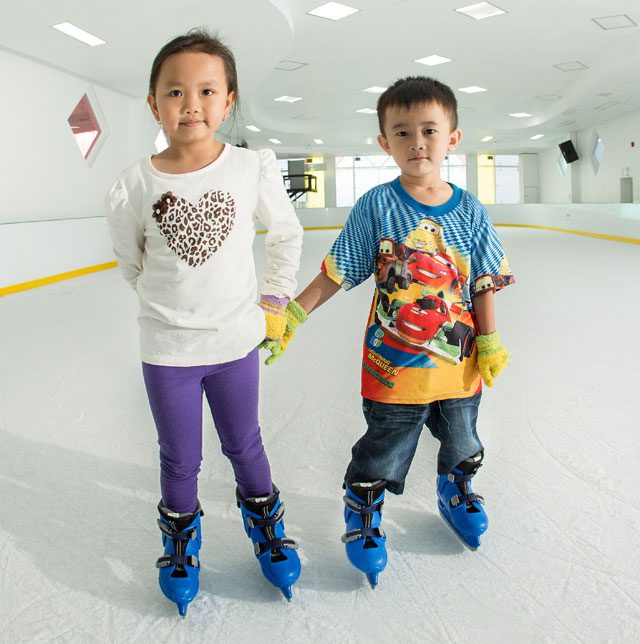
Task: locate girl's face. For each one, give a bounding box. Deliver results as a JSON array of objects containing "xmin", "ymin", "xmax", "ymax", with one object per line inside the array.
[{"xmin": 148, "ymin": 51, "xmax": 235, "ymax": 148}]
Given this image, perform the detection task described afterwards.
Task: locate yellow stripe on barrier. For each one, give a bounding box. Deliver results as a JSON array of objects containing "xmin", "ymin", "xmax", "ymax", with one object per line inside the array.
[
  {"xmin": 2, "ymin": 223, "xmax": 637, "ymax": 297},
  {"xmin": 0, "ymin": 261, "xmax": 118, "ymax": 297},
  {"xmin": 495, "ymin": 223, "xmax": 640, "ymax": 245}
]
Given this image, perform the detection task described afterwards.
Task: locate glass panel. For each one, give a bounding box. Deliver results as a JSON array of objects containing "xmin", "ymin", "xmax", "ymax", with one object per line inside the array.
[
  {"xmin": 335, "ymin": 156, "xmax": 354, "ymax": 168},
  {"xmin": 68, "ymin": 94, "xmax": 102, "ymax": 159},
  {"xmin": 336, "ymin": 168, "xmax": 355, "ymax": 207},
  {"xmin": 495, "ymin": 154, "xmax": 519, "ymax": 167},
  {"xmin": 591, "ymin": 133, "xmax": 605, "ymax": 174},
  {"xmin": 495, "ymin": 166, "xmax": 520, "ymax": 203},
  {"xmin": 354, "ymin": 168, "xmax": 379, "ymax": 200},
  {"xmin": 557, "ymin": 152, "xmax": 567, "ymax": 176},
  {"xmin": 378, "ymin": 167, "xmax": 399, "ymax": 185},
  {"xmin": 448, "ymin": 165, "xmax": 467, "ymax": 190},
  {"xmin": 447, "ymin": 154, "xmax": 466, "ymax": 166},
  {"xmin": 477, "ymin": 155, "xmax": 495, "ymax": 203}
]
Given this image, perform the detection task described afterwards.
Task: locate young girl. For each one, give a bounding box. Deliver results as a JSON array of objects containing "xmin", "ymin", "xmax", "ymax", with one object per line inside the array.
[{"xmin": 105, "ymin": 30, "xmax": 303, "ymax": 616}]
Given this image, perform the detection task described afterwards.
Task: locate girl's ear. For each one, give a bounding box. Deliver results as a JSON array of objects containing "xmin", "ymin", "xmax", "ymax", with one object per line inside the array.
[
  {"xmin": 225, "ymin": 91, "xmax": 236, "ymax": 115},
  {"xmin": 147, "ymin": 94, "xmax": 160, "ymax": 122}
]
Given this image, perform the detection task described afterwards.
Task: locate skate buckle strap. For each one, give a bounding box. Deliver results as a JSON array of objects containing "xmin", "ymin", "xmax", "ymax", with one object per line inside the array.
[
  {"xmin": 157, "ymin": 519, "xmax": 198, "ymax": 541},
  {"xmin": 341, "ymin": 526, "xmax": 385, "ymax": 543},
  {"xmin": 447, "ymin": 472, "xmax": 473, "ymax": 483},
  {"xmin": 253, "ymin": 537, "xmax": 298, "ymax": 556},
  {"xmin": 245, "ymin": 503, "xmax": 285, "ymax": 529},
  {"xmin": 450, "ymin": 493, "xmax": 485, "ymax": 508},
  {"xmin": 343, "ymin": 495, "xmax": 384, "ymax": 515},
  {"xmin": 156, "ymin": 554, "xmax": 199, "ymax": 569}
]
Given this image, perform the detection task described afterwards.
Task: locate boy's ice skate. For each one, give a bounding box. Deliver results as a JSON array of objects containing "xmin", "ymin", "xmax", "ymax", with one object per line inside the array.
[
  {"xmin": 341, "ymin": 480, "xmax": 387, "ymax": 588},
  {"xmin": 437, "ymin": 452, "xmax": 488, "ymax": 550},
  {"xmin": 156, "ymin": 502, "xmax": 203, "ymax": 617},
  {"xmin": 237, "ymin": 487, "xmax": 301, "ymax": 600}
]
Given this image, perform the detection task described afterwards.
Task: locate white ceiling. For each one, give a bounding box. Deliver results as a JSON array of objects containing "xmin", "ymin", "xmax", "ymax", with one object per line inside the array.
[{"xmin": 2, "ymin": 0, "xmax": 639, "ymax": 156}]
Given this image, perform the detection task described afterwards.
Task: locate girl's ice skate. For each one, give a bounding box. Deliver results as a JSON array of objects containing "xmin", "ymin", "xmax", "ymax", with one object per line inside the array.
[
  {"xmin": 341, "ymin": 480, "xmax": 387, "ymax": 588},
  {"xmin": 156, "ymin": 501, "xmax": 203, "ymax": 617},
  {"xmin": 437, "ymin": 452, "xmax": 488, "ymax": 550},
  {"xmin": 237, "ymin": 486, "xmax": 301, "ymax": 600}
]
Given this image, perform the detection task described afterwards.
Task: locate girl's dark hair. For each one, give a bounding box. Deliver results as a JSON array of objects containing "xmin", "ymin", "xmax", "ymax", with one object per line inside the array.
[
  {"xmin": 148, "ymin": 28, "xmax": 239, "ymax": 114},
  {"xmin": 377, "ymin": 76, "xmax": 458, "ymax": 134}
]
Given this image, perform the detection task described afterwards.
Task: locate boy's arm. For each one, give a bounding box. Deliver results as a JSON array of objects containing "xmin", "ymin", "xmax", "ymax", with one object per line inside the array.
[
  {"xmin": 295, "ymin": 271, "xmax": 342, "ymax": 314},
  {"xmin": 472, "ymin": 290, "xmax": 508, "ymax": 387},
  {"xmin": 471, "ymin": 290, "xmax": 495, "ymax": 335}
]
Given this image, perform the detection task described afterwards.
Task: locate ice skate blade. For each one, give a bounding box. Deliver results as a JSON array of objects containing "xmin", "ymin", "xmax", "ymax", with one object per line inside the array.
[
  {"xmin": 366, "ymin": 572, "xmax": 379, "ymax": 588},
  {"xmin": 177, "ymin": 603, "xmax": 188, "ymax": 617},
  {"xmin": 280, "ymin": 586, "xmax": 293, "ymax": 601},
  {"xmin": 438, "ymin": 505, "xmax": 481, "ymax": 551}
]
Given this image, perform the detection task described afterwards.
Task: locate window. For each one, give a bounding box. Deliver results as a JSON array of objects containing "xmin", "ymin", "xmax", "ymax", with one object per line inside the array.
[
  {"xmin": 441, "ymin": 154, "xmax": 467, "ymax": 189},
  {"xmin": 67, "ymin": 92, "xmax": 107, "ymax": 164},
  {"xmin": 591, "ymin": 132, "xmax": 605, "ymax": 175},
  {"xmin": 478, "ymin": 154, "xmax": 520, "ymax": 204}
]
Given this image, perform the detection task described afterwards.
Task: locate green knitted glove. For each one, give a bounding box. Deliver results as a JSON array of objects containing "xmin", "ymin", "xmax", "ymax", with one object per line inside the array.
[
  {"xmin": 475, "ymin": 331, "xmax": 509, "ymax": 387},
  {"xmin": 262, "ymin": 299, "xmax": 308, "ymax": 365}
]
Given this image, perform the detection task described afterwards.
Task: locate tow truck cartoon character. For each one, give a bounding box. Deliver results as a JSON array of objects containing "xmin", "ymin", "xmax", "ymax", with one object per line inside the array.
[{"xmin": 376, "ymin": 238, "xmax": 411, "ymax": 292}]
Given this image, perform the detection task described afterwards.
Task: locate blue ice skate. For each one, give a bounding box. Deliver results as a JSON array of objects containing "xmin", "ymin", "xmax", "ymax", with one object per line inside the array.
[
  {"xmin": 437, "ymin": 452, "xmax": 488, "ymax": 550},
  {"xmin": 341, "ymin": 480, "xmax": 387, "ymax": 588},
  {"xmin": 237, "ymin": 486, "xmax": 300, "ymax": 600},
  {"xmin": 156, "ymin": 501, "xmax": 203, "ymax": 617}
]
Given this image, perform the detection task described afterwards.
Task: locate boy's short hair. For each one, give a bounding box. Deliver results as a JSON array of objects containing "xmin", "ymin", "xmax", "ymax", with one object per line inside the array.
[{"xmin": 377, "ymin": 76, "xmax": 458, "ymax": 135}]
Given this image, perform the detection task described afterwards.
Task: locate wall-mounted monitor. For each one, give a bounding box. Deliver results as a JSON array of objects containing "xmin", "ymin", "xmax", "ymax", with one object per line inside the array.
[{"xmin": 559, "ymin": 140, "xmax": 579, "ymax": 163}]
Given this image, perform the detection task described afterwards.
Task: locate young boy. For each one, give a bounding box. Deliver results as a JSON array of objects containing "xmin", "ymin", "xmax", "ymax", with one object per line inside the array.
[{"xmin": 265, "ymin": 76, "xmax": 514, "ymax": 586}]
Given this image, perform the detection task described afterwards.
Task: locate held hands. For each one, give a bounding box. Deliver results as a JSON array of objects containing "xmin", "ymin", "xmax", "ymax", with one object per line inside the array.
[
  {"xmin": 475, "ymin": 331, "xmax": 509, "ymax": 387},
  {"xmin": 259, "ymin": 298, "xmax": 308, "ymax": 365}
]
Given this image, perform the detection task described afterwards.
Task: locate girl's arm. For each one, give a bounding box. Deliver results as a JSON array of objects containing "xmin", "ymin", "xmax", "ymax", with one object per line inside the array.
[
  {"xmin": 255, "ymin": 149, "xmax": 303, "ymax": 298},
  {"xmin": 105, "ymin": 178, "xmax": 144, "ymax": 290}
]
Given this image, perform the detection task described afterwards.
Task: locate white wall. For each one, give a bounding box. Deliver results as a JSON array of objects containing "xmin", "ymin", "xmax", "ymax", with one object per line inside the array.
[
  {"xmin": 0, "ymin": 48, "xmax": 157, "ymax": 287},
  {"xmin": 539, "ymin": 109, "xmax": 640, "ymax": 204}
]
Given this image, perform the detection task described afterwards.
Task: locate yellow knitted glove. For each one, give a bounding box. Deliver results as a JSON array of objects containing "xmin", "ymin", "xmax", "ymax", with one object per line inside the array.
[
  {"xmin": 258, "ymin": 294, "xmax": 289, "ymax": 342},
  {"xmin": 263, "ymin": 299, "xmax": 308, "ymax": 366},
  {"xmin": 475, "ymin": 331, "xmax": 509, "ymax": 387}
]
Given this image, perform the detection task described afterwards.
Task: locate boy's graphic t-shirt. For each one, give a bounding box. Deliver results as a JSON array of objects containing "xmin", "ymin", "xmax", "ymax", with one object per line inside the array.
[{"xmin": 322, "ymin": 179, "xmax": 514, "ymax": 404}]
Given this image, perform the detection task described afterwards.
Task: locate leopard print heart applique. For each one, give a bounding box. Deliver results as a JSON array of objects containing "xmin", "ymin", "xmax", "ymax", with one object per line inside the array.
[{"xmin": 152, "ymin": 191, "xmax": 236, "ymax": 267}]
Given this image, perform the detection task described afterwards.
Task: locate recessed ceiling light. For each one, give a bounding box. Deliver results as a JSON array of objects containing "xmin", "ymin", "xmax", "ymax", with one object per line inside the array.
[
  {"xmin": 456, "ymin": 2, "xmax": 506, "ymax": 20},
  {"xmin": 459, "ymin": 86, "xmax": 487, "ymax": 93},
  {"xmin": 313, "ymin": 139, "xmax": 324, "ymax": 144},
  {"xmin": 535, "ymin": 94, "xmax": 561, "ymax": 101},
  {"xmin": 52, "ymin": 22, "xmax": 105, "ymax": 46},
  {"xmin": 592, "ymin": 14, "xmax": 636, "ymax": 30},
  {"xmin": 274, "ymin": 60, "xmax": 308, "ymax": 71},
  {"xmin": 362, "ymin": 86, "xmax": 387, "ymax": 94},
  {"xmin": 245, "ymin": 125, "xmax": 261, "ymax": 132},
  {"xmin": 414, "ymin": 55, "xmax": 452, "ymax": 66},
  {"xmin": 356, "ymin": 108, "xmax": 377, "ymax": 114},
  {"xmin": 481, "ymin": 136, "xmax": 493, "ymax": 142},
  {"xmin": 530, "ymin": 134, "xmax": 544, "ymax": 140},
  {"xmin": 269, "ymin": 138, "xmax": 282, "ymax": 144},
  {"xmin": 509, "ymin": 112, "xmax": 532, "ymax": 118},
  {"xmin": 559, "ymin": 120, "xmax": 576, "ymax": 127},
  {"xmin": 554, "ymin": 61, "xmax": 588, "ymax": 72},
  {"xmin": 292, "ymin": 114, "xmax": 317, "ymax": 120},
  {"xmin": 274, "ymin": 96, "xmax": 303, "ymax": 103},
  {"xmin": 307, "ymin": 2, "xmax": 359, "ymax": 20}
]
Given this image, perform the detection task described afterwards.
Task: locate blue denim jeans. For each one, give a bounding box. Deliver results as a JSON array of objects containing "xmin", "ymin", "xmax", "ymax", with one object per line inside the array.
[{"xmin": 344, "ymin": 392, "xmax": 483, "ymax": 494}]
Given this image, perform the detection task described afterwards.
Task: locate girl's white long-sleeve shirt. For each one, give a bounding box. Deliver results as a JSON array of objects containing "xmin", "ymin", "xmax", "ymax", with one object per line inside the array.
[{"xmin": 105, "ymin": 144, "xmax": 302, "ymax": 366}]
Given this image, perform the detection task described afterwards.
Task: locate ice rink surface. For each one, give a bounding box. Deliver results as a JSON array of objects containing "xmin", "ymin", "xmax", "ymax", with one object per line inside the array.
[{"xmin": 1, "ymin": 227, "xmax": 639, "ymax": 643}]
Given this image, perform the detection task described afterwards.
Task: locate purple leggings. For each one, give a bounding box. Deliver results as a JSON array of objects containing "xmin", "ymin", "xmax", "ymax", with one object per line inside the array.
[{"xmin": 142, "ymin": 348, "xmax": 272, "ymax": 513}]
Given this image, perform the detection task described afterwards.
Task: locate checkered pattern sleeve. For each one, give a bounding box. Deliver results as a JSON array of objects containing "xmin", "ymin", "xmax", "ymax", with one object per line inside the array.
[
  {"xmin": 321, "ymin": 193, "xmax": 378, "ymax": 289},
  {"xmin": 469, "ymin": 203, "xmax": 514, "ymax": 297}
]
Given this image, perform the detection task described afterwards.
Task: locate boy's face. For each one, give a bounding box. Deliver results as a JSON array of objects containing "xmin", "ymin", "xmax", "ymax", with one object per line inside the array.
[{"xmin": 377, "ymin": 101, "xmax": 461, "ymax": 181}]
